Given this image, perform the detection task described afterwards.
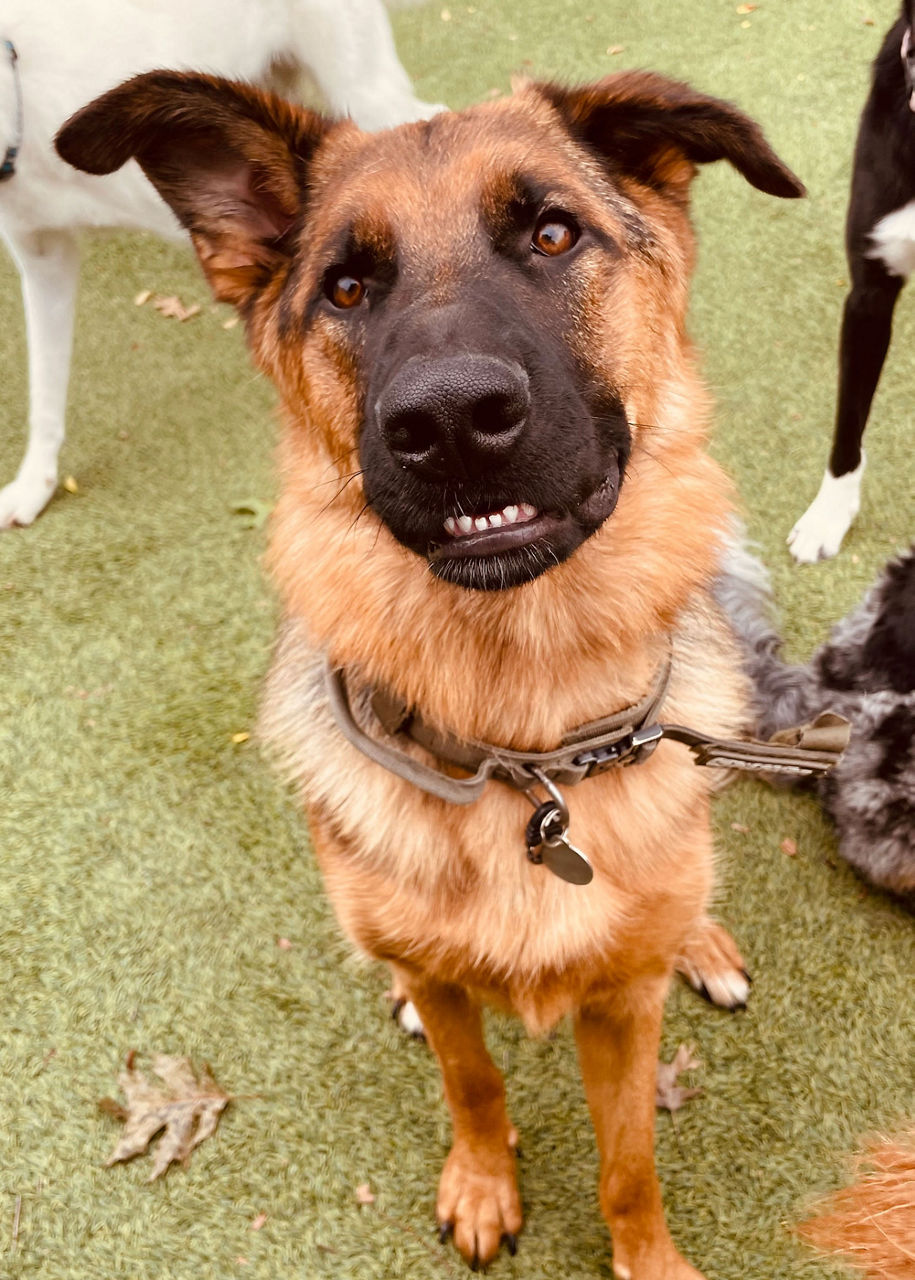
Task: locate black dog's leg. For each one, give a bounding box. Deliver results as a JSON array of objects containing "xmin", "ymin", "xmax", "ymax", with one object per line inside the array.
[
  {"xmin": 789, "ymin": 245, "xmax": 904, "ymax": 561},
  {"xmin": 832, "ymin": 255, "xmax": 904, "ymax": 476}
]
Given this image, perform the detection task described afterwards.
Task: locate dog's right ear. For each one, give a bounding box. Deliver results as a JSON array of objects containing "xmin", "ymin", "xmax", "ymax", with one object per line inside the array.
[{"xmin": 55, "ymin": 71, "xmax": 332, "ymax": 309}]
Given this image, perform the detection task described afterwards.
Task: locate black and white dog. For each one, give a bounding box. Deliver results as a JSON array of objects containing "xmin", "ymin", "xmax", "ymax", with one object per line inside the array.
[
  {"xmin": 720, "ymin": 537, "xmax": 915, "ymax": 903},
  {"xmin": 789, "ymin": 1, "xmax": 915, "ymax": 562}
]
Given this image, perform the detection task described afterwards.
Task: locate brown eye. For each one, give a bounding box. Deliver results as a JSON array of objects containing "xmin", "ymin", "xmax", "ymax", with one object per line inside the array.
[
  {"xmin": 328, "ymin": 274, "xmax": 365, "ymax": 309},
  {"xmin": 531, "ymin": 215, "xmax": 578, "ymax": 257}
]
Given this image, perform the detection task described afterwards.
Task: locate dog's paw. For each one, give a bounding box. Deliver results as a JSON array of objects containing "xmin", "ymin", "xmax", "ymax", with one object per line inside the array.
[
  {"xmin": 390, "ymin": 995, "xmax": 426, "ymax": 1040},
  {"xmin": 787, "ymin": 463, "xmax": 863, "ymax": 563},
  {"xmin": 0, "ymin": 470, "xmax": 57, "ymax": 529},
  {"xmin": 437, "ymin": 1137, "xmax": 522, "ymax": 1269},
  {"xmin": 611, "ymin": 1252, "xmax": 707, "ymax": 1280},
  {"xmin": 676, "ymin": 917, "xmax": 750, "ymax": 1010}
]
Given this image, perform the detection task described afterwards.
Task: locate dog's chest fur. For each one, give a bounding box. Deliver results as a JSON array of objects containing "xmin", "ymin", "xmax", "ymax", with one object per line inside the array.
[{"xmin": 259, "ymin": 587, "xmax": 747, "ymax": 1030}]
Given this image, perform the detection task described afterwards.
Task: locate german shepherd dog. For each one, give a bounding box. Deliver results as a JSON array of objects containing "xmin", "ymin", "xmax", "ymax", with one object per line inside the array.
[{"xmin": 57, "ymin": 72, "xmax": 803, "ymax": 1277}]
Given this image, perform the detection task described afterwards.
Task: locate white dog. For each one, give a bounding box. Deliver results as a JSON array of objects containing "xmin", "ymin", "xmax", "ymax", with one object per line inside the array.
[{"xmin": 0, "ymin": 0, "xmax": 442, "ymax": 528}]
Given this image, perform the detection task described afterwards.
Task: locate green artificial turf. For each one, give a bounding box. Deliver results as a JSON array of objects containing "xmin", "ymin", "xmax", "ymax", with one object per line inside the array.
[{"xmin": 1, "ymin": 2, "xmax": 913, "ymax": 1278}]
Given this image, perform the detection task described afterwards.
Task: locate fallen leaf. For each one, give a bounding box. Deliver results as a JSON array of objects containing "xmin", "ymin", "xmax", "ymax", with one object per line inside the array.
[
  {"xmin": 730, "ymin": 822, "xmax": 750, "ymax": 834},
  {"xmin": 656, "ymin": 1044, "xmax": 702, "ymax": 1113},
  {"xmin": 781, "ymin": 837, "xmax": 798, "ymax": 857},
  {"xmin": 231, "ymin": 498, "xmax": 273, "ymax": 530},
  {"xmin": 249, "ymin": 1212, "xmax": 268, "ymax": 1231},
  {"xmin": 231, "ymin": 732, "xmax": 250, "ymax": 745},
  {"xmin": 134, "ymin": 289, "xmax": 152, "ymax": 307},
  {"xmin": 62, "ymin": 475, "xmax": 79, "ymax": 494},
  {"xmin": 153, "ymin": 294, "xmax": 201, "ymax": 322},
  {"xmin": 222, "ymin": 316, "xmax": 239, "ymax": 330},
  {"xmin": 277, "ymin": 937, "xmax": 293, "ymax": 950},
  {"xmin": 355, "ymin": 1182, "xmax": 376, "ymax": 1205},
  {"xmin": 740, "ymin": 19, "xmax": 751, "ymax": 27},
  {"xmin": 100, "ymin": 1053, "xmax": 230, "ymax": 1181},
  {"xmin": 607, "ymin": 44, "xmax": 625, "ymax": 55},
  {"xmin": 736, "ymin": 3, "xmax": 757, "ymax": 11}
]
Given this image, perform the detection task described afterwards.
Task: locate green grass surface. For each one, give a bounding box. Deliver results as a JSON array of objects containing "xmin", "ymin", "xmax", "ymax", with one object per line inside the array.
[{"xmin": 1, "ymin": 2, "xmax": 913, "ymax": 1278}]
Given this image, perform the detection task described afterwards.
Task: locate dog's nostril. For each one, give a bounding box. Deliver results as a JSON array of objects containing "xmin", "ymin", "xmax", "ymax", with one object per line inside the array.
[
  {"xmin": 472, "ymin": 390, "xmax": 527, "ymax": 439},
  {"xmin": 386, "ymin": 409, "xmax": 440, "ymax": 459}
]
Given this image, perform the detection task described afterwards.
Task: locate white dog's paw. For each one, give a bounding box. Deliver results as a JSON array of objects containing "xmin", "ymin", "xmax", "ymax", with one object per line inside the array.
[
  {"xmin": 0, "ymin": 470, "xmax": 57, "ymax": 529},
  {"xmin": 787, "ymin": 461, "xmax": 864, "ymax": 563}
]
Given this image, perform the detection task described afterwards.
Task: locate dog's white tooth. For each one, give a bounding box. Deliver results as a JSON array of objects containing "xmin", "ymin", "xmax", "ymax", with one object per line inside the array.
[
  {"xmin": 444, "ymin": 516, "xmax": 458, "ymax": 537},
  {"xmin": 474, "ymin": 516, "xmax": 489, "ymax": 532},
  {"xmin": 503, "ymin": 505, "xmax": 519, "ymax": 524},
  {"xmin": 519, "ymin": 502, "xmax": 537, "ymax": 519},
  {"xmin": 489, "ymin": 512, "xmax": 503, "ymax": 526},
  {"xmin": 457, "ymin": 515, "xmax": 474, "ymax": 534}
]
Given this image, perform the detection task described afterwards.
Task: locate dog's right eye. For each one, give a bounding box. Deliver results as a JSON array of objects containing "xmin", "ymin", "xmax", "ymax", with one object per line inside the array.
[{"xmin": 326, "ymin": 273, "xmax": 365, "ymax": 309}]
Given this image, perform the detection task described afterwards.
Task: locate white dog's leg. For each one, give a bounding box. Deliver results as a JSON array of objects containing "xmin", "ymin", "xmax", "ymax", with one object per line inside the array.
[
  {"xmin": 787, "ymin": 457, "xmax": 865, "ymax": 563},
  {"xmin": 1, "ymin": 229, "xmax": 80, "ymax": 528},
  {"xmin": 291, "ymin": 0, "xmax": 444, "ymax": 129}
]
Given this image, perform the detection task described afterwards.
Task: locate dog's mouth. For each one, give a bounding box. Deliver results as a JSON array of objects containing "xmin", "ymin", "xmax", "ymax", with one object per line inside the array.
[{"xmin": 427, "ymin": 462, "xmax": 622, "ymax": 590}]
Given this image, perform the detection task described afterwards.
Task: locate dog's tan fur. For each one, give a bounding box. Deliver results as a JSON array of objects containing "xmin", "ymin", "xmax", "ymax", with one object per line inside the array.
[{"xmin": 56, "ymin": 69, "xmax": 804, "ymax": 1278}]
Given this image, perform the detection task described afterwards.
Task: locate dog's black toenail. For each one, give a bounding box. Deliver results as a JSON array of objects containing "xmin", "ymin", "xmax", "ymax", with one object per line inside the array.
[
  {"xmin": 438, "ymin": 1221, "xmax": 453, "ymax": 1244},
  {"xmin": 503, "ymin": 1232, "xmax": 518, "ymax": 1255},
  {"xmin": 391, "ymin": 997, "xmax": 405, "ymax": 1021}
]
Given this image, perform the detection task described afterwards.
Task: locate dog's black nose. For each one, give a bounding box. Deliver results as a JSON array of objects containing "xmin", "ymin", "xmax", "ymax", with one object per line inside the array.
[{"xmin": 376, "ymin": 355, "xmax": 529, "ymax": 479}]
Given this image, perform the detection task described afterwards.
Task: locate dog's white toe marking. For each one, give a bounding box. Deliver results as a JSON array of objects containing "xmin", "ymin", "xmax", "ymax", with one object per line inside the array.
[
  {"xmin": 787, "ymin": 460, "xmax": 865, "ymax": 563},
  {"xmin": 394, "ymin": 998, "xmax": 426, "ymax": 1039}
]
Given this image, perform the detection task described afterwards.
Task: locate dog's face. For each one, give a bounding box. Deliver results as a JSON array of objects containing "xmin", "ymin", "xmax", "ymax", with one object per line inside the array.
[{"xmin": 56, "ymin": 72, "xmax": 802, "ymax": 592}]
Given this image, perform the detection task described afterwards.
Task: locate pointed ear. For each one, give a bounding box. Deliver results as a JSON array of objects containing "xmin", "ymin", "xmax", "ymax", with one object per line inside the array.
[
  {"xmin": 55, "ymin": 71, "xmax": 333, "ymax": 308},
  {"xmin": 537, "ymin": 71, "xmax": 805, "ymax": 201}
]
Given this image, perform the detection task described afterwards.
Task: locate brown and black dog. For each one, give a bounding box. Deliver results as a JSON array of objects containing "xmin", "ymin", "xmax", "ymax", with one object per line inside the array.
[{"xmin": 57, "ymin": 72, "xmax": 803, "ymax": 1278}]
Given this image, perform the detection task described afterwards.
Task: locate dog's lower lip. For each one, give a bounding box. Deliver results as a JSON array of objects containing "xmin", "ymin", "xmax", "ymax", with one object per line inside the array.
[{"xmin": 429, "ymin": 510, "xmax": 556, "ymax": 560}]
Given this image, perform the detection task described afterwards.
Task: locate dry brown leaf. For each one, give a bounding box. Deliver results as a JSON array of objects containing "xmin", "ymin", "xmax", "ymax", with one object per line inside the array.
[
  {"xmin": 100, "ymin": 1053, "xmax": 229, "ymax": 1180},
  {"xmin": 356, "ymin": 1182, "xmax": 376, "ymax": 1205},
  {"xmin": 249, "ymin": 1212, "xmax": 268, "ymax": 1231},
  {"xmin": 730, "ymin": 822, "xmax": 750, "ymax": 834},
  {"xmin": 781, "ymin": 837, "xmax": 798, "ymax": 857},
  {"xmin": 656, "ymin": 1044, "xmax": 702, "ymax": 1113},
  {"xmin": 153, "ymin": 295, "xmax": 201, "ymax": 322},
  {"xmin": 62, "ymin": 475, "xmax": 79, "ymax": 494},
  {"xmin": 607, "ymin": 44, "xmax": 625, "ymax": 55},
  {"xmin": 133, "ymin": 289, "xmax": 152, "ymax": 307},
  {"xmin": 736, "ymin": 3, "xmax": 757, "ymax": 12}
]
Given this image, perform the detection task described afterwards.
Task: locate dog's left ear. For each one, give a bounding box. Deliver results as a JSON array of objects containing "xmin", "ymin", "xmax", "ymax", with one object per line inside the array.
[
  {"xmin": 538, "ymin": 71, "xmax": 805, "ymax": 200},
  {"xmin": 56, "ymin": 71, "xmax": 332, "ymax": 308}
]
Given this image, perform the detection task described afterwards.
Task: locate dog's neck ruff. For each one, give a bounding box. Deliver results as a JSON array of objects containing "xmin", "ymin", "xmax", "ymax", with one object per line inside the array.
[
  {"xmin": 1, "ymin": 40, "xmax": 22, "ymax": 182},
  {"xmin": 324, "ymin": 655, "xmax": 850, "ymax": 808}
]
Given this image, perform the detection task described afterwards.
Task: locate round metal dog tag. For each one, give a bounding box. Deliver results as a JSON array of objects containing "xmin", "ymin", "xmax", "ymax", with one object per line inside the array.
[{"xmin": 540, "ymin": 835, "xmax": 594, "ymax": 885}]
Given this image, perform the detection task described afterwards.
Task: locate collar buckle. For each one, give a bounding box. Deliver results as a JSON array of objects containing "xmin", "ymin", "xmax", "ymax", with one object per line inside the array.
[{"xmin": 573, "ymin": 722, "xmax": 664, "ymax": 775}]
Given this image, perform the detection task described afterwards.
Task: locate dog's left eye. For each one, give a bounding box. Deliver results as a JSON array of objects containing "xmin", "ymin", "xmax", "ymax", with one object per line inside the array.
[
  {"xmin": 326, "ymin": 273, "xmax": 366, "ymax": 309},
  {"xmin": 531, "ymin": 214, "xmax": 579, "ymax": 257}
]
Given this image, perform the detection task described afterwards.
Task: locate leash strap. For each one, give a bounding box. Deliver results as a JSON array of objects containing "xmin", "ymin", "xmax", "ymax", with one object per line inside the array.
[
  {"xmin": 1, "ymin": 39, "xmax": 22, "ymax": 182},
  {"xmin": 324, "ymin": 660, "xmax": 849, "ymax": 806}
]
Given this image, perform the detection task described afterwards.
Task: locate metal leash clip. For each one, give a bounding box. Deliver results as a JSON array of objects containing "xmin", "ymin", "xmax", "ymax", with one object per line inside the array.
[{"xmin": 523, "ymin": 766, "xmax": 594, "ymax": 885}]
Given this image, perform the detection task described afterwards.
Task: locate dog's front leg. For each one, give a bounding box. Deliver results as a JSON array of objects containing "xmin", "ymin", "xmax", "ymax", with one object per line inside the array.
[
  {"xmin": 1, "ymin": 229, "xmax": 80, "ymax": 528},
  {"xmin": 395, "ymin": 968, "xmax": 522, "ymax": 1268},
  {"xmin": 575, "ymin": 976, "xmax": 706, "ymax": 1280}
]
